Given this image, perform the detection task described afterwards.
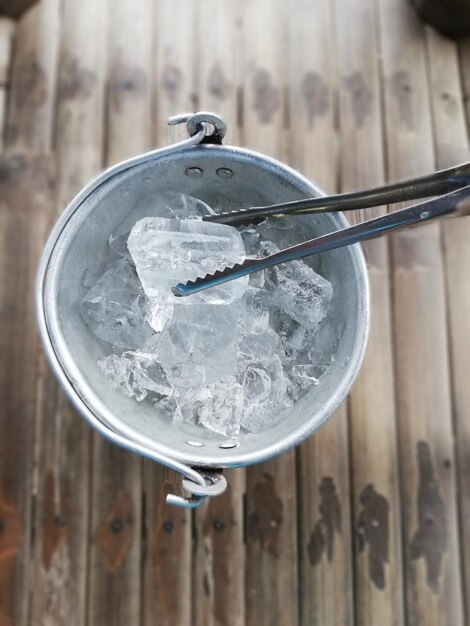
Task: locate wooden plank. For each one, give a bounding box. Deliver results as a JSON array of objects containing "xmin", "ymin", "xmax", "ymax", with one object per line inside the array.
[
  {"xmin": 192, "ymin": 470, "xmax": 244, "ymax": 626},
  {"xmin": 105, "ymin": 0, "xmax": 153, "ymax": 164},
  {"xmin": 192, "ymin": 5, "xmax": 244, "ymax": 626},
  {"xmin": 333, "ymin": 1, "xmax": 405, "ymax": 624},
  {"xmin": 28, "ymin": 0, "xmax": 107, "ymax": 624},
  {"xmin": 52, "ymin": 0, "xmax": 106, "ymax": 204},
  {"xmin": 297, "ymin": 406, "xmax": 352, "ymax": 626},
  {"xmin": 143, "ymin": 470, "xmax": 192, "ymax": 626},
  {"xmin": 154, "ymin": 0, "xmax": 197, "ymax": 137},
  {"xmin": 85, "ymin": 2, "xmax": 154, "ymax": 624},
  {"xmin": 0, "ymin": 154, "xmax": 53, "ymax": 626},
  {"xmin": 4, "ymin": 0, "xmax": 58, "ymax": 154},
  {"xmin": 288, "ymin": 2, "xmax": 353, "ymax": 625},
  {"xmin": 289, "ymin": 0, "xmax": 337, "ymax": 192},
  {"xmin": 141, "ymin": 2, "xmax": 196, "ymax": 624},
  {"xmin": 0, "ymin": 17, "xmax": 14, "ymax": 147},
  {"xmin": 87, "ymin": 451, "xmax": 141, "ymax": 626},
  {"xmin": 241, "ymin": 0, "xmax": 285, "ymax": 158},
  {"xmin": 377, "ymin": 1, "xmax": 465, "ymax": 624},
  {"xmin": 241, "ymin": 2, "xmax": 298, "ymax": 625},
  {"xmin": 426, "ymin": 28, "xmax": 470, "ymax": 624},
  {"xmin": 0, "ymin": 2, "xmax": 58, "ymax": 624}
]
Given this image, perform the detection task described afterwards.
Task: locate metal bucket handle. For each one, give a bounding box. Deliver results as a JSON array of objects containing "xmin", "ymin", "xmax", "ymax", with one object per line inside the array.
[
  {"xmin": 155, "ymin": 112, "xmax": 229, "ymax": 507},
  {"xmin": 36, "ymin": 111, "xmax": 230, "ymax": 508}
]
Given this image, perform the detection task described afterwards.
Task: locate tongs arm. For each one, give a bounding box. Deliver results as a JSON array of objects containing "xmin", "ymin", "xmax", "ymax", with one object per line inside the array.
[
  {"xmin": 204, "ymin": 161, "xmax": 470, "ymax": 226},
  {"xmin": 174, "ymin": 184, "xmax": 470, "ymax": 296}
]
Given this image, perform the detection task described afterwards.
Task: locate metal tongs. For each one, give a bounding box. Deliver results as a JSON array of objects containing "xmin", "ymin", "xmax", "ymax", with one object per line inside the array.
[{"xmin": 173, "ymin": 162, "xmax": 470, "ymax": 296}]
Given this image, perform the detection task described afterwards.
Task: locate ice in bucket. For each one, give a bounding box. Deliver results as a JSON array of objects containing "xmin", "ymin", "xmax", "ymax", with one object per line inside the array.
[
  {"xmin": 127, "ymin": 216, "xmax": 246, "ymax": 295},
  {"xmin": 82, "ymin": 194, "xmax": 334, "ymax": 437}
]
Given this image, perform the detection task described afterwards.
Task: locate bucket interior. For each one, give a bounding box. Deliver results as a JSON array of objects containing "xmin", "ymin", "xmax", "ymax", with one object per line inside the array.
[{"xmin": 43, "ymin": 145, "xmax": 368, "ymax": 467}]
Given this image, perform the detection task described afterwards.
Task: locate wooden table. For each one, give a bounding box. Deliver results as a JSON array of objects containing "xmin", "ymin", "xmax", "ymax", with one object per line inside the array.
[{"xmin": 0, "ymin": 1, "xmax": 469, "ymax": 624}]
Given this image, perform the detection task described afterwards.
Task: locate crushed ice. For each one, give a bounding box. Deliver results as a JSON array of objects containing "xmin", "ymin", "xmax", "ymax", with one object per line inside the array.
[{"xmin": 82, "ymin": 194, "xmax": 334, "ymax": 437}]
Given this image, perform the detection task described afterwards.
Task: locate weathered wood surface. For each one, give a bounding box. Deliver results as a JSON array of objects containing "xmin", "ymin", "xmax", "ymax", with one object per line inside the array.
[
  {"xmin": 242, "ymin": 2, "xmax": 298, "ymax": 626},
  {"xmin": 193, "ymin": 4, "xmax": 245, "ymax": 626},
  {"xmin": 378, "ymin": 1, "xmax": 465, "ymax": 624},
  {"xmin": 334, "ymin": 1, "xmax": 405, "ymax": 625},
  {"xmin": 141, "ymin": 3, "xmax": 195, "ymax": 625},
  {"xmin": 428, "ymin": 29, "xmax": 470, "ymax": 625},
  {"xmin": 0, "ymin": 0, "xmax": 469, "ymax": 625},
  {"xmin": 85, "ymin": 2, "xmax": 153, "ymax": 624},
  {"xmin": 0, "ymin": 2, "xmax": 57, "ymax": 625},
  {"xmin": 28, "ymin": 1, "xmax": 105, "ymax": 625},
  {"xmin": 290, "ymin": 2, "xmax": 353, "ymax": 625}
]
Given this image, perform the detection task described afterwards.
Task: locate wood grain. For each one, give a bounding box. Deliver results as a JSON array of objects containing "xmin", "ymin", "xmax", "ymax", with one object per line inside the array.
[
  {"xmin": 141, "ymin": 2, "xmax": 196, "ymax": 624},
  {"xmin": 378, "ymin": 1, "xmax": 465, "ymax": 624},
  {"xmin": 154, "ymin": 0, "xmax": 197, "ymax": 137},
  {"xmin": 0, "ymin": 2, "xmax": 469, "ymax": 624},
  {"xmin": 85, "ymin": 1, "xmax": 154, "ymax": 624},
  {"xmin": 426, "ymin": 27, "xmax": 470, "ymax": 625},
  {"xmin": 192, "ymin": 4, "xmax": 245, "ymax": 626},
  {"xmin": 4, "ymin": 0, "xmax": 58, "ymax": 154},
  {"xmin": 334, "ymin": 0, "xmax": 405, "ymax": 624},
  {"xmin": 242, "ymin": 2, "xmax": 298, "ymax": 625},
  {"xmin": 289, "ymin": 0, "xmax": 338, "ymax": 192},
  {"xmin": 0, "ymin": 1, "xmax": 58, "ymax": 624},
  {"xmin": 29, "ymin": 1, "xmax": 106, "ymax": 625},
  {"xmin": 143, "ymin": 468, "xmax": 192, "ymax": 626},
  {"xmin": 0, "ymin": 154, "xmax": 53, "ymax": 626},
  {"xmin": 289, "ymin": 1, "xmax": 353, "ymax": 625}
]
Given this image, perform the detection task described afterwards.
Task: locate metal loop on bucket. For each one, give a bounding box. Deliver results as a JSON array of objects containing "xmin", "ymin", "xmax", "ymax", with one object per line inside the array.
[
  {"xmin": 38, "ymin": 110, "xmax": 231, "ymax": 510},
  {"xmin": 166, "ymin": 470, "xmax": 228, "ymax": 508},
  {"xmin": 168, "ymin": 111, "xmax": 227, "ymax": 144}
]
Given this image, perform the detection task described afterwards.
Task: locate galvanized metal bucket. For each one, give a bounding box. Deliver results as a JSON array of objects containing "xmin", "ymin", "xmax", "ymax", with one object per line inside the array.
[{"xmin": 36, "ymin": 112, "xmax": 369, "ymax": 507}]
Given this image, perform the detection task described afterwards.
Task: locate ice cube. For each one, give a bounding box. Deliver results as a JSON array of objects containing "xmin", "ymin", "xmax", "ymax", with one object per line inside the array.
[
  {"xmin": 127, "ymin": 216, "xmax": 247, "ymax": 298},
  {"xmin": 238, "ymin": 327, "xmax": 281, "ymax": 360},
  {"xmin": 306, "ymin": 319, "xmax": 346, "ymax": 378},
  {"xmin": 90, "ymin": 198, "xmax": 337, "ymax": 438},
  {"xmin": 157, "ymin": 304, "xmax": 239, "ymax": 383},
  {"xmin": 166, "ymin": 362, "xmax": 206, "ymax": 404},
  {"xmin": 107, "ymin": 194, "xmax": 214, "ymax": 260},
  {"xmin": 270, "ymin": 310, "xmax": 316, "ymax": 358},
  {"xmin": 240, "ymin": 354, "xmax": 293, "ymax": 433},
  {"xmin": 289, "ymin": 363, "xmax": 319, "ymax": 396},
  {"xmin": 155, "ymin": 394, "xmax": 184, "ymax": 425},
  {"xmin": 238, "ymin": 287, "xmax": 270, "ymax": 336},
  {"xmin": 242, "ymin": 365, "xmax": 272, "ymax": 403},
  {"xmin": 146, "ymin": 290, "xmax": 175, "ymax": 332},
  {"xmin": 98, "ymin": 350, "xmax": 171, "ymax": 401},
  {"xmin": 197, "ymin": 379, "xmax": 244, "ymax": 437},
  {"xmin": 260, "ymin": 241, "xmax": 333, "ymax": 329},
  {"xmin": 82, "ymin": 258, "xmax": 152, "ymax": 350}
]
